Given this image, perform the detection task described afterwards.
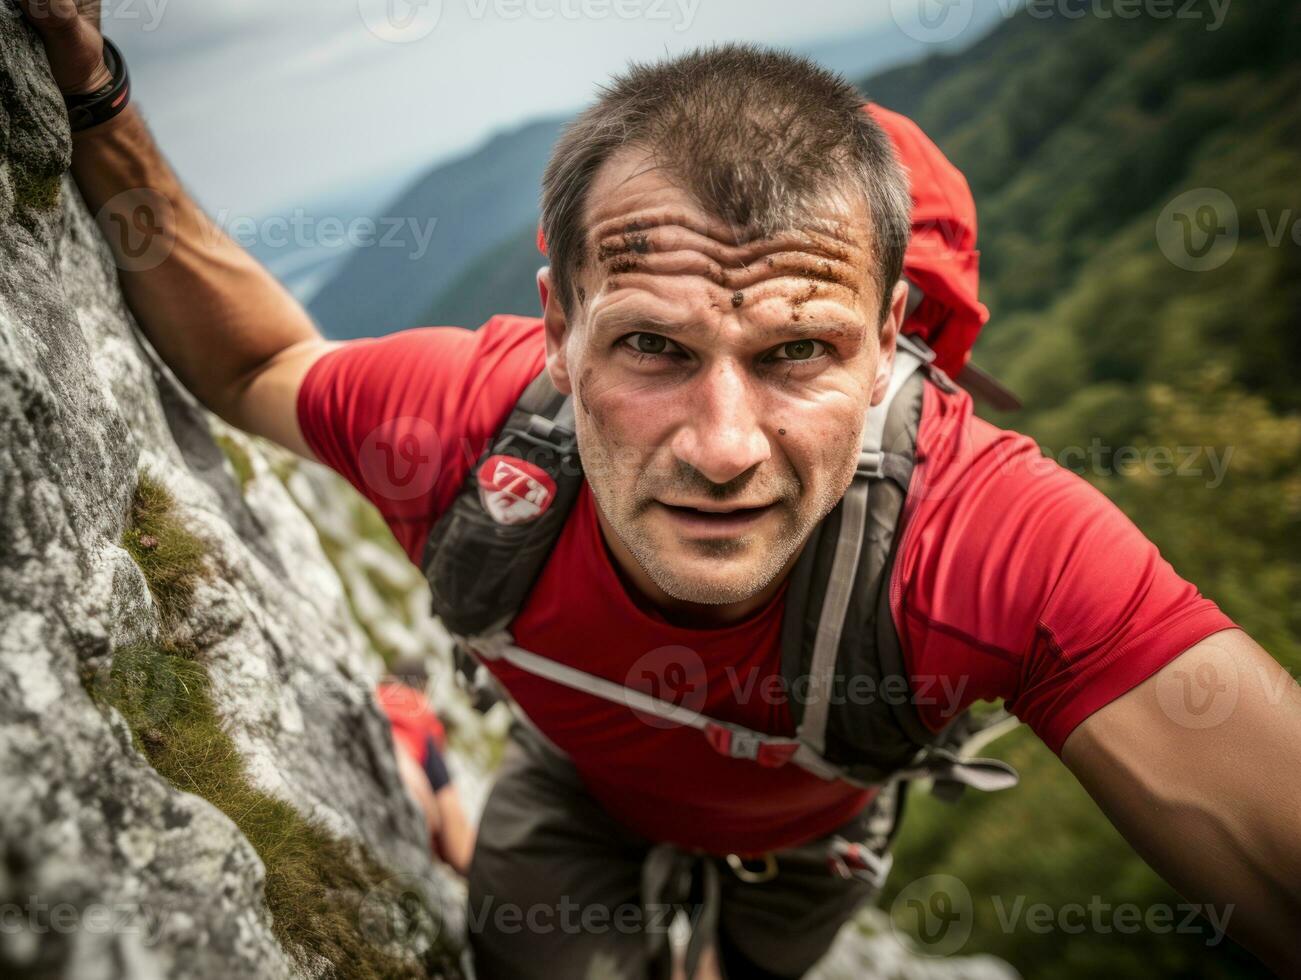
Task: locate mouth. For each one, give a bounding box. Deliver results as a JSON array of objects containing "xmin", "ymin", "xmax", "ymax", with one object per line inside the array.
[{"xmin": 653, "ymin": 500, "xmax": 778, "ymax": 538}]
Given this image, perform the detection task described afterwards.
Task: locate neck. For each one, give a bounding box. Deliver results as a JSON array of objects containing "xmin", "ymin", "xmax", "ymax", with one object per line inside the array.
[{"xmin": 592, "ymin": 500, "xmax": 798, "ymax": 629}]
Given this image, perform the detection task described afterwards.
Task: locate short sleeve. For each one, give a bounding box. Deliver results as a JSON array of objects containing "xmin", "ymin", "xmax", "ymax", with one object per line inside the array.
[
  {"xmin": 893, "ymin": 384, "xmax": 1238, "ymax": 755},
  {"xmin": 295, "ymin": 315, "xmax": 546, "ymax": 563}
]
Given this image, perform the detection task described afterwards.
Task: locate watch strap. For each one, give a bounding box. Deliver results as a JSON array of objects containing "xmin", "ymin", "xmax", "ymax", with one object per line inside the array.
[{"xmin": 65, "ymin": 37, "xmax": 131, "ymax": 133}]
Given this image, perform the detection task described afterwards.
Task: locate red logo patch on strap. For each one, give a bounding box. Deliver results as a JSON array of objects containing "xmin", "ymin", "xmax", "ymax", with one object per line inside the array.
[{"xmin": 477, "ymin": 455, "xmax": 557, "ymax": 525}]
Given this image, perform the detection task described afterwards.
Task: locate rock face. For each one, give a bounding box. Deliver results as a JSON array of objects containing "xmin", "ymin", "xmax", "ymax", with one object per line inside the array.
[{"xmin": 0, "ymin": 20, "xmax": 462, "ymax": 980}]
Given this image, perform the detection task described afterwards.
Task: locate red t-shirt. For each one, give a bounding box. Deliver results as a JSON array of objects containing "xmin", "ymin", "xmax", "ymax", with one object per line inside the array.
[{"xmin": 298, "ymin": 315, "xmax": 1236, "ymax": 855}]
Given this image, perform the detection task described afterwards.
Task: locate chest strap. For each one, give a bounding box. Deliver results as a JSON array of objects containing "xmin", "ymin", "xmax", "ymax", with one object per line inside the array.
[{"xmin": 459, "ymin": 630, "xmax": 1016, "ymax": 793}]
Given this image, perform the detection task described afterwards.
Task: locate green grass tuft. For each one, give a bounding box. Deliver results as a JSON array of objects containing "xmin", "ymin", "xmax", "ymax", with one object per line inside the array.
[
  {"xmin": 89, "ymin": 470, "xmax": 458, "ymax": 976},
  {"xmin": 122, "ymin": 472, "xmax": 209, "ymax": 623}
]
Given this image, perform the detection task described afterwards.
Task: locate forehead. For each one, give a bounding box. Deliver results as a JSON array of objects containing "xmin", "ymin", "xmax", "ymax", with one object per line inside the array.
[{"xmin": 578, "ymin": 146, "xmax": 878, "ymax": 318}]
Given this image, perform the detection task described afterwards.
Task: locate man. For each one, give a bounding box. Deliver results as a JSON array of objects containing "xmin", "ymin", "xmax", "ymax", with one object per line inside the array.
[
  {"xmin": 378, "ymin": 661, "xmax": 476, "ymax": 876},
  {"xmin": 21, "ymin": 3, "xmax": 1300, "ymax": 978}
]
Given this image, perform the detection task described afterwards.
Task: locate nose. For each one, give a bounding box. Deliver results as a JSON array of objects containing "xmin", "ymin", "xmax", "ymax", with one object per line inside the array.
[{"xmin": 669, "ymin": 360, "xmax": 771, "ymax": 485}]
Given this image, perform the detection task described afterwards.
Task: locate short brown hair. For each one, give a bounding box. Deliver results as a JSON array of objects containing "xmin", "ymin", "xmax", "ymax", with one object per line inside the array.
[{"xmin": 540, "ymin": 42, "xmax": 911, "ymax": 324}]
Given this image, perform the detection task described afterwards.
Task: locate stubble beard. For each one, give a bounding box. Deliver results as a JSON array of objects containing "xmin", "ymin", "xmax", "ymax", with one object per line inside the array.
[{"xmin": 583, "ymin": 441, "xmax": 856, "ymax": 607}]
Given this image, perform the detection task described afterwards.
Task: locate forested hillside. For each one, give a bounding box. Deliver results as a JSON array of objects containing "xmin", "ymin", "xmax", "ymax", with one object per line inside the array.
[{"xmin": 867, "ymin": 2, "xmax": 1300, "ymax": 977}]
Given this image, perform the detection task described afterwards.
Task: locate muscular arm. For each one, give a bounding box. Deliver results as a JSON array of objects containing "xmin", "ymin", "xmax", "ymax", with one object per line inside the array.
[
  {"xmin": 23, "ymin": 1, "xmax": 335, "ymax": 458},
  {"xmin": 1062, "ymin": 629, "xmax": 1301, "ymax": 975}
]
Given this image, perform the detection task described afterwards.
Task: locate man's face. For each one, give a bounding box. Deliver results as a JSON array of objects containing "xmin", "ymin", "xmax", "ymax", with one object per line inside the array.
[{"xmin": 541, "ymin": 146, "xmax": 906, "ymax": 612}]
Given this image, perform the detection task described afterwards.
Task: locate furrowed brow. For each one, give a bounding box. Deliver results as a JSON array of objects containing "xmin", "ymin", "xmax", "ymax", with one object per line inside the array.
[
  {"xmin": 591, "ymin": 309, "xmax": 864, "ymax": 345},
  {"xmin": 590, "ymin": 308, "xmax": 697, "ymax": 338},
  {"xmin": 755, "ymin": 320, "xmax": 861, "ymax": 342}
]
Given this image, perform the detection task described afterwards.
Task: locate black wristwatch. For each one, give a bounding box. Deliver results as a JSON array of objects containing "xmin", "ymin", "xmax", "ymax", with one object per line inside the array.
[{"xmin": 65, "ymin": 37, "xmax": 131, "ymax": 133}]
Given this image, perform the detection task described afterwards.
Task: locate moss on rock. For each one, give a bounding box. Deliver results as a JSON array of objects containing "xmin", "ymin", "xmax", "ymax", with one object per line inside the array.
[
  {"xmin": 85, "ymin": 470, "xmax": 456, "ymax": 977},
  {"xmin": 121, "ymin": 472, "xmax": 208, "ymax": 624},
  {"xmin": 9, "ymin": 162, "xmax": 62, "ymax": 213},
  {"xmin": 213, "ymin": 431, "xmax": 256, "ymax": 493}
]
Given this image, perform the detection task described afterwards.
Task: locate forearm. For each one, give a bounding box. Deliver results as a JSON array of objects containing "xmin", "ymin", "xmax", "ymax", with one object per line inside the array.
[
  {"xmin": 71, "ymin": 104, "xmax": 321, "ymax": 422},
  {"xmin": 435, "ymin": 786, "xmax": 475, "ymax": 876},
  {"xmin": 1065, "ymin": 632, "xmax": 1301, "ymax": 975},
  {"xmin": 1086, "ymin": 758, "xmax": 1301, "ymax": 973}
]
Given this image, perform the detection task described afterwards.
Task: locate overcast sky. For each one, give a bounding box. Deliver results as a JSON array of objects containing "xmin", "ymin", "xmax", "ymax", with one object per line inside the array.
[{"xmin": 101, "ymin": 0, "xmax": 967, "ymax": 218}]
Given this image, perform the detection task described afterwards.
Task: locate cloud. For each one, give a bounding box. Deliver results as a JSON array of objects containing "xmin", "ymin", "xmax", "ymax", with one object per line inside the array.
[{"xmin": 114, "ymin": 0, "xmax": 895, "ymax": 216}]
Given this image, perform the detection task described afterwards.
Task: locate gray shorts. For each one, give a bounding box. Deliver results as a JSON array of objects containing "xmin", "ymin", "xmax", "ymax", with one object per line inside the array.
[{"xmin": 466, "ymin": 722, "xmax": 894, "ymax": 979}]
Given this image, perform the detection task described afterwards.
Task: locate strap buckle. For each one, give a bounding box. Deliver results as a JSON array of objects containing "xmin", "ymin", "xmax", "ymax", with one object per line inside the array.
[
  {"xmin": 856, "ymin": 448, "xmax": 884, "ymax": 479},
  {"xmin": 703, "ymin": 723, "xmax": 800, "ymax": 768},
  {"xmin": 826, "ymin": 837, "xmax": 894, "ymax": 888},
  {"xmin": 525, "ymin": 412, "xmax": 575, "ymax": 446},
  {"xmin": 896, "ymin": 332, "xmax": 937, "ymax": 364}
]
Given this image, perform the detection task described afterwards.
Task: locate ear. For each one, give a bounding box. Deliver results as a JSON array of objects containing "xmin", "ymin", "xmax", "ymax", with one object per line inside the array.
[
  {"xmin": 538, "ymin": 266, "xmax": 574, "ymax": 395},
  {"xmin": 870, "ymin": 279, "xmax": 910, "ymax": 406}
]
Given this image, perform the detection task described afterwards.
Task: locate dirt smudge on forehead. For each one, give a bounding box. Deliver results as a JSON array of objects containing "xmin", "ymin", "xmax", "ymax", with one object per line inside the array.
[
  {"xmin": 585, "ymin": 214, "xmax": 867, "ymax": 303},
  {"xmin": 596, "ymin": 231, "xmax": 652, "ymax": 262},
  {"xmin": 791, "ymin": 280, "xmax": 821, "ymax": 309},
  {"xmin": 607, "ymin": 256, "xmax": 642, "ymax": 275}
]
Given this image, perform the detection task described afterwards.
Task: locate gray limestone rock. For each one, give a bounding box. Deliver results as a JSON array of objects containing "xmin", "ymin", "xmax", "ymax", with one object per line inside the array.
[{"xmin": 0, "ymin": 17, "xmax": 462, "ymax": 980}]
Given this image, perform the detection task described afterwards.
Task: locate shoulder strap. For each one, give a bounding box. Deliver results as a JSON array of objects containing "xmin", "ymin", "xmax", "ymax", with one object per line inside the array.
[
  {"xmin": 784, "ymin": 335, "xmax": 1019, "ymax": 797},
  {"xmin": 422, "ymin": 372, "xmax": 582, "ymax": 637},
  {"xmin": 795, "ymin": 336, "xmax": 931, "ymax": 759}
]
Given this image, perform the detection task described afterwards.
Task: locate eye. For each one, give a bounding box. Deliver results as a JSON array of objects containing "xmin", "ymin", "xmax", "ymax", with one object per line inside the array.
[
  {"xmin": 767, "ymin": 339, "xmax": 827, "ymax": 362},
  {"xmin": 619, "ymin": 332, "xmax": 683, "ymax": 358}
]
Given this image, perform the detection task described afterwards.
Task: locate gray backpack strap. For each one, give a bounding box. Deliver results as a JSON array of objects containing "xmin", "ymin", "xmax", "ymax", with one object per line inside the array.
[
  {"xmin": 796, "ymin": 338, "xmax": 930, "ymax": 758},
  {"xmin": 422, "ymin": 371, "xmax": 583, "ymax": 637},
  {"xmin": 784, "ymin": 334, "xmax": 1019, "ymax": 797}
]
